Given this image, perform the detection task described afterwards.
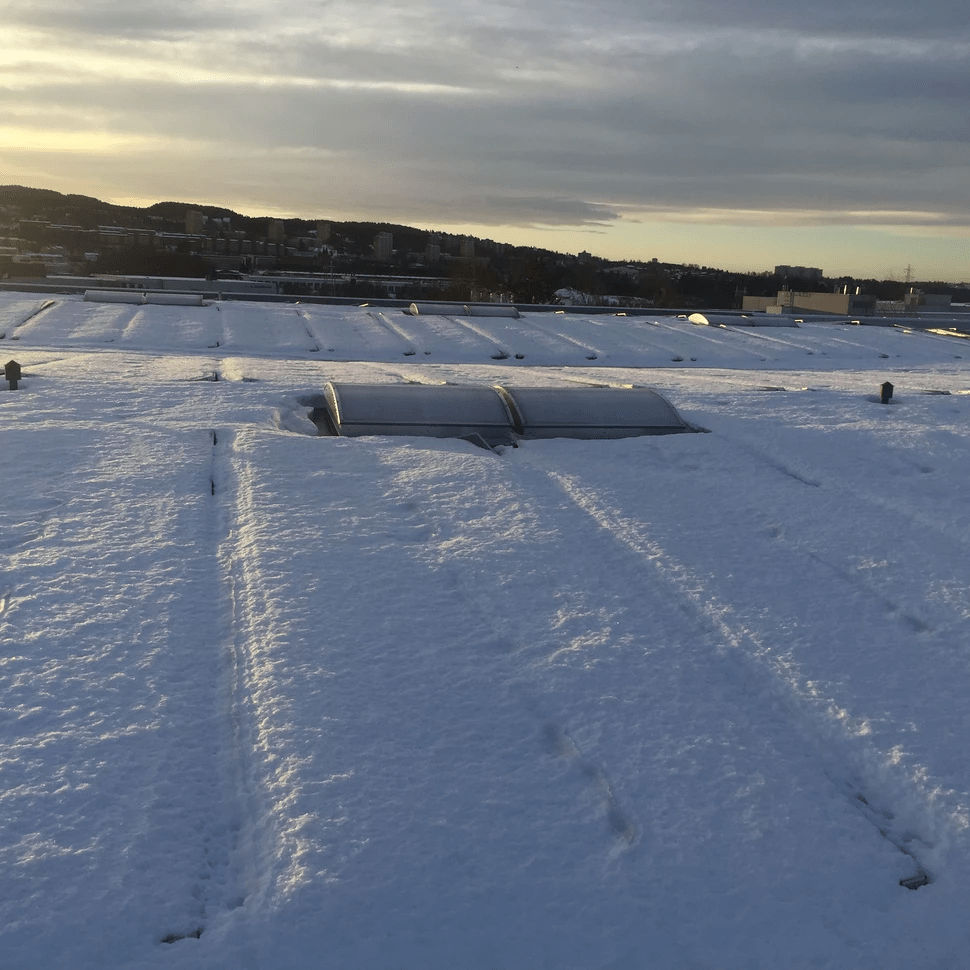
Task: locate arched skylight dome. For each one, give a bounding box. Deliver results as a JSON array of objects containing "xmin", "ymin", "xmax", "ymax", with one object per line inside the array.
[{"xmin": 313, "ymin": 382, "xmax": 692, "ymax": 445}]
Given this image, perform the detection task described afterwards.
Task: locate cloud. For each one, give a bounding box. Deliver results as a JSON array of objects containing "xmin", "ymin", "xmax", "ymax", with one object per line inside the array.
[
  {"xmin": 465, "ymin": 197, "xmax": 620, "ymax": 227},
  {"xmin": 597, "ymin": 0, "xmax": 970, "ymax": 37},
  {"xmin": 5, "ymin": 0, "xmax": 264, "ymax": 39}
]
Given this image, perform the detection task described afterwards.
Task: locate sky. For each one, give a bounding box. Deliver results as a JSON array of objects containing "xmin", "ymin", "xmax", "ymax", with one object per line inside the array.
[{"xmin": 1, "ymin": 0, "xmax": 968, "ymax": 281}]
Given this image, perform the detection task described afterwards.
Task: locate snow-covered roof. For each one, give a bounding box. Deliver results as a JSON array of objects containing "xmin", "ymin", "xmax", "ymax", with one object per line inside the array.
[{"xmin": 2, "ymin": 292, "xmax": 970, "ymax": 968}]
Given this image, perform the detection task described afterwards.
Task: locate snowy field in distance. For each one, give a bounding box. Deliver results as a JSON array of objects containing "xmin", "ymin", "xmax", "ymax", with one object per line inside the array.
[{"xmin": 2, "ymin": 292, "xmax": 970, "ymax": 969}]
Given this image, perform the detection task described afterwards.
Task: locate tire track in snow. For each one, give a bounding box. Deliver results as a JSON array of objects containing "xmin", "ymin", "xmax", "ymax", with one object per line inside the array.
[
  {"xmin": 148, "ymin": 429, "xmax": 257, "ymax": 949},
  {"xmin": 516, "ymin": 455, "xmax": 940, "ymax": 885},
  {"xmin": 212, "ymin": 429, "xmax": 266, "ymax": 914},
  {"xmin": 209, "ymin": 429, "xmax": 293, "ymax": 938},
  {"xmin": 143, "ymin": 428, "xmax": 251, "ymax": 947}
]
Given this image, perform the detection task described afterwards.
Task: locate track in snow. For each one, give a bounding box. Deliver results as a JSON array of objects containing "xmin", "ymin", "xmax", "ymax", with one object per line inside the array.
[
  {"xmin": 517, "ymin": 453, "xmax": 938, "ymax": 883},
  {"xmin": 207, "ymin": 428, "xmax": 273, "ymax": 936},
  {"xmin": 356, "ymin": 439, "xmax": 935, "ymax": 886}
]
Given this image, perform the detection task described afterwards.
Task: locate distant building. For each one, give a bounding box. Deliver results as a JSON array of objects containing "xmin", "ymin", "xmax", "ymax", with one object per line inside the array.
[
  {"xmin": 373, "ymin": 231, "xmax": 393, "ymax": 261},
  {"xmin": 316, "ymin": 222, "xmax": 332, "ymax": 243},
  {"xmin": 268, "ymin": 220, "xmax": 286, "ymax": 244},
  {"xmin": 904, "ymin": 288, "xmax": 952, "ymax": 310},
  {"xmin": 14, "ymin": 251, "xmax": 70, "ymax": 273},
  {"xmin": 185, "ymin": 210, "xmax": 206, "ymax": 235},
  {"xmin": 460, "ymin": 237, "xmax": 475, "ymax": 259},
  {"xmin": 743, "ymin": 287, "xmax": 876, "ymax": 316},
  {"xmin": 604, "ymin": 265, "xmax": 639, "ymax": 278},
  {"xmin": 424, "ymin": 243, "xmax": 441, "ymax": 262},
  {"xmin": 774, "ymin": 265, "xmax": 824, "ymax": 282}
]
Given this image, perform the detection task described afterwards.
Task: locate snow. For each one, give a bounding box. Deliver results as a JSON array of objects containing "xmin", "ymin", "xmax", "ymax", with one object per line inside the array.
[{"xmin": 2, "ymin": 292, "xmax": 970, "ymax": 969}]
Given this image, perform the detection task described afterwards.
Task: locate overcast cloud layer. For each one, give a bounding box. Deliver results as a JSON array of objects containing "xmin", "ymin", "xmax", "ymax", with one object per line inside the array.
[{"xmin": 1, "ymin": 0, "xmax": 968, "ymax": 278}]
